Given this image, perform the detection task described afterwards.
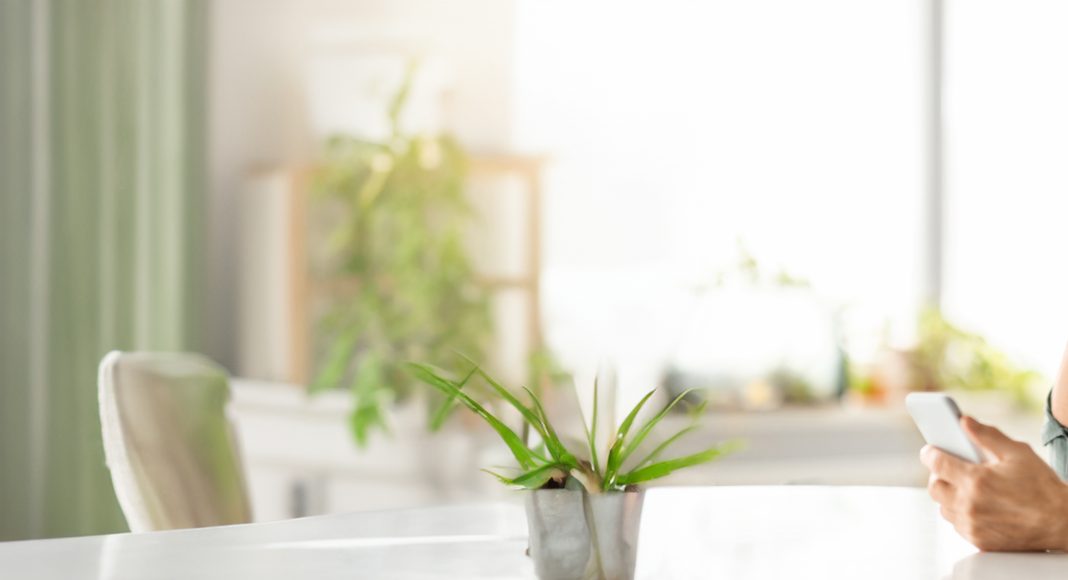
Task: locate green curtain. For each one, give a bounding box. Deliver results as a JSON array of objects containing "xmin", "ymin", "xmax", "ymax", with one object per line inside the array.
[{"xmin": 0, "ymin": 0, "xmax": 206, "ymax": 540}]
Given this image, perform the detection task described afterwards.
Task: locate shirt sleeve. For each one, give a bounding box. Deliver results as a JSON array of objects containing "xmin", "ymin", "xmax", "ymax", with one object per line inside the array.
[{"xmin": 1043, "ymin": 390, "xmax": 1068, "ymax": 481}]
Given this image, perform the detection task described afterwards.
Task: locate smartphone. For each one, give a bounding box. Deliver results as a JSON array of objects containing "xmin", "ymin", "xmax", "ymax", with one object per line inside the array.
[{"xmin": 905, "ymin": 393, "xmax": 985, "ymax": 464}]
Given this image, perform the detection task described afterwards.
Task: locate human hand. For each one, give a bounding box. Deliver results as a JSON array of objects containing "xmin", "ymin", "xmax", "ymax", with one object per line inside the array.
[{"xmin": 922, "ymin": 416, "xmax": 1068, "ymax": 552}]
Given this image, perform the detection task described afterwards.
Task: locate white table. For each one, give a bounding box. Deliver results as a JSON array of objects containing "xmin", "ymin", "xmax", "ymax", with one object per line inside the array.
[{"xmin": 2, "ymin": 487, "xmax": 1066, "ymax": 579}]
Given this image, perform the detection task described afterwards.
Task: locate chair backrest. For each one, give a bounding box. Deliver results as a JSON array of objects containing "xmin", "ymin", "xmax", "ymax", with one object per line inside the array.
[{"xmin": 98, "ymin": 351, "xmax": 251, "ymax": 532}]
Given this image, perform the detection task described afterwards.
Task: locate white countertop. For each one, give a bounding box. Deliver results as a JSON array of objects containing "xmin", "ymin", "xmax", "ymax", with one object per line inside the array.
[{"xmin": 2, "ymin": 486, "xmax": 1066, "ymax": 579}]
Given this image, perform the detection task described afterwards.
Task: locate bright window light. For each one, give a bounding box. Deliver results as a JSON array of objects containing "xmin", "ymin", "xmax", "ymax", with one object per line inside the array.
[
  {"xmin": 514, "ymin": 1, "xmax": 926, "ymax": 390},
  {"xmin": 943, "ymin": 0, "xmax": 1068, "ymax": 376}
]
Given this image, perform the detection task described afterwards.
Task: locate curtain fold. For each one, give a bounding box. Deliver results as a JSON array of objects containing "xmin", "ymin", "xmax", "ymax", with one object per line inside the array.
[{"xmin": 0, "ymin": 0, "xmax": 206, "ymax": 540}]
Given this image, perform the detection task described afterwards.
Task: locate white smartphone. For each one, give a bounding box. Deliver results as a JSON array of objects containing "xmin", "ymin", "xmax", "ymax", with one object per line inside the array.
[{"xmin": 905, "ymin": 393, "xmax": 985, "ymax": 464}]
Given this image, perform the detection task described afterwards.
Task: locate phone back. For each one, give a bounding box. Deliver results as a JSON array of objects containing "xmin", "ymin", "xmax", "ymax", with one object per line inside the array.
[{"xmin": 905, "ymin": 393, "xmax": 984, "ymax": 464}]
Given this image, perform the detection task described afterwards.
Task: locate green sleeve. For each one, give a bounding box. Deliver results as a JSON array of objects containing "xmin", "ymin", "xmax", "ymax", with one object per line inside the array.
[{"xmin": 1043, "ymin": 390, "xmax": 1068, "ymax": 481}]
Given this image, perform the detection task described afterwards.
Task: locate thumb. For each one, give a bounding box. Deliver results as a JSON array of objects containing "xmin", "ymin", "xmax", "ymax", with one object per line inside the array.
[{"xmin": 961, "ymin": 415, "xmax": 1016, "ymax": 459}]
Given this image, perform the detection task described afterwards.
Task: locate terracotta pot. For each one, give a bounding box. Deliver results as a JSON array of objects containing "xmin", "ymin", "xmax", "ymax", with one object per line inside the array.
[{"xmin": 525, "ymin": 489, "xmax": 645, "ymax": 580}]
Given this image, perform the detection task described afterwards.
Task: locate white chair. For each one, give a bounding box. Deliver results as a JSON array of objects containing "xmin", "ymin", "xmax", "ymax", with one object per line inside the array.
[{"xmin": 98, "ymin": 351, "xmax": 252, "ymax": 532}]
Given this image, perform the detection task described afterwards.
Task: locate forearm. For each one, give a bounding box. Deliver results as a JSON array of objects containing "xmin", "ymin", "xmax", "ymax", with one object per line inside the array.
[{"xmin": 1053, "ymin": 342, "xmax": 1068, "ymax": 426}]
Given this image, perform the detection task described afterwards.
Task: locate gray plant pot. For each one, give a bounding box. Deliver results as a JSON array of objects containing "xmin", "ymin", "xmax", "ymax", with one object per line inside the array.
[{"xmin": 525, "ymin": 489, "xmax": 645, "ymax": 580}]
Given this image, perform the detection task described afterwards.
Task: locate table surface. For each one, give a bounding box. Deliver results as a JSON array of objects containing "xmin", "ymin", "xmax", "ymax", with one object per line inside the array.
[{"xmin": 2, "ymin": 486, "xmax": 1067, "ymax": 579}]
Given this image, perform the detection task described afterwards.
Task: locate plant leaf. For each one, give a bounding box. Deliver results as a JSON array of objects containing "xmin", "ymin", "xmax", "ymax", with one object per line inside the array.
[
  {"xmin": 686, "ymin": 397, "xmax": 709, "ymax": 421},
  {"xmin": 407, "ymin": 362, "xmax": 538, "ymax": 469},
  {"xmin": 508, "ymin": 463, "xmax": 569, "ymax": 489},
  {"xmin": 522, "ymin": 387, "xmax": 578, "ymax": 468},
  {"xmin": 633, "ymin": 425, "xmax": 699, "ymax": 470},
  {"xmin": 428, "ymin": 395, "xmax": 458, "ymax": 432},
  {"xmin": 454, "ymin": 354, "xmax": 551, "ymax": 443},
  {"xmin": 309, "ymin": 327, "xmax": 359, "ymax": 393},
  {"xmin": 349, "ymin": 353, "xmax": 388, "ymax": 447},
  {"xmin": 615, "ymin": 440, "xmax": 742, "ymax": 486},
  {"xmin": 480, "ymin": 468, "xmax": 514, "ymax": 486},
  {"xmin": 427, "ymin": 365, "xmax": 478, "ymax": 431},
  {"xmin": 480, "ymin": 464, "xmax": 565, "ymax": 489},
  {"xmin": 615, "ymin": 389, "xmax": 696, "ymax": 471},
  {"xmin": 583, "ymin": 378, "xmax": 601, "ymax": 477},
  {"xmin": 603, "ymin": 389, "xmax": 657, "ymax": 488}
]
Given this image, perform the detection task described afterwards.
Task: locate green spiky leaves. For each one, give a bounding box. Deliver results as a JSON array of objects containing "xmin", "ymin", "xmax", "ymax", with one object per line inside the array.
[{"xmin": 408, "ymin": 362, "xmax": 738, "ymax": 492}]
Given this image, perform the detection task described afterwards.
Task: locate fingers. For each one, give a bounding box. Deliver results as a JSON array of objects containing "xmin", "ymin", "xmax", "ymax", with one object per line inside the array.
[
  {"xmin": 921, "ymin": 445, "xmax": 975, "ymax": 485},
  {"xmin": 927, "ymin": 475, "xmax": 953, "ymax": 505},
  {"xmin": 961, "ymin": 416, "xmax": 1018, "ymax": 460}
]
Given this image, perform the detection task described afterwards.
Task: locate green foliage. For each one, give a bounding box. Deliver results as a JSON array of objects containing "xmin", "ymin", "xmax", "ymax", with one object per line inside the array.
[
  {"xmin": 407, "ymin": 362, "xmax": 739, "ymax": 493},
  {"xmin": 914, "ymin": 308, "xmax": 1043, "ymax": 408},
  {"xmin": 768, "ymin": 367, "xmax": 818, "ymax": 404},
  {"xmin": 408, "ymin": 363, "xmax": 543, "ymax": 469},
  {"xmin": 614, "ymin": 445, "xmax": 735, "ymax": 485},
  {"xmin": 702, "ymin": 241, "xmax": 811, "ymax": 292},
  {"xmin": 309, "ymin": 67, "xmax": 492, "ymax": 446}
]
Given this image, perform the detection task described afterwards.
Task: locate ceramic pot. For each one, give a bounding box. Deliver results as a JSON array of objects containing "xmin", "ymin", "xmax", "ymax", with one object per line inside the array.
[{"xmin": 525, "ymin": 489, "xmax": 645, "ymax": 580}]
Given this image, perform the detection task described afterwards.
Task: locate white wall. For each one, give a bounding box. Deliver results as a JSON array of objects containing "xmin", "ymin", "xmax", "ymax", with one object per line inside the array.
[{"xmin": 206, "ymin": 0, "xmax": 518, "ymax": 370}]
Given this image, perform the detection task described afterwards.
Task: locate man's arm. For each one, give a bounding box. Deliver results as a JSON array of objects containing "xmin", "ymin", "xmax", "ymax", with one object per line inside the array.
[{"xmin": 1052, "ymin": 342, "xmax": 1068, "ymax": 426}]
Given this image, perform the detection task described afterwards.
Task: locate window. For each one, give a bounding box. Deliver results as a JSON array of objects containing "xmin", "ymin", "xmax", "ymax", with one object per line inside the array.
[
  {"xmin": 515, "ymin": 1, "xmax": 927, "ymax": 393},
  {"xmin": 943, "ymin": 0, "xmax": 1068, "ymax": 376}
]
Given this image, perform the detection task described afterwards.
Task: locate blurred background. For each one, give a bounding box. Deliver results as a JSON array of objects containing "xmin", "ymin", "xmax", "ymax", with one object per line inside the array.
[{"xmin": 4, "ymin": 0, "xmax": 1068, "ymax": 541}]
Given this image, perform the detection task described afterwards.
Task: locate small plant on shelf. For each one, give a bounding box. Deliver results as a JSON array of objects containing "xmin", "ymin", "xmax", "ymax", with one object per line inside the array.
[{"xmin": 408, "ymin": 361, "xmax": 739, "ymax": 580}]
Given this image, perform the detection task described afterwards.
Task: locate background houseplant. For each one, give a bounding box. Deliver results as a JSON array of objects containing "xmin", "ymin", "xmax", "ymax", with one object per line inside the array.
[
  {"xmin": 309, "ymin": 68, "xmax": 493, "ymax": 445},
  {"xmin": 844, "ymin": 308, "xmax": 1044, "ymax": 409},
  {"xmin": 912, "ymin": 308, "xmax": 1044, "ymax": 409},
  {"xmin": 665, "ymin": 245, "xmax": 847, "ymax": 409},
  {"xmin": 409, "ymin": 362, "xmax": 738, "ymax": 580}
]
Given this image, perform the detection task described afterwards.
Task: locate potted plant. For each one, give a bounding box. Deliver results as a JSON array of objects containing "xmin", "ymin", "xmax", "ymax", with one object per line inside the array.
[
  {"xmin": 309, "ymin": 65, "xmax": 493, "ymax": 446},
  {"xmin": 409, "ymin": 362, "xmax": 738, "ymax": 580}
]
